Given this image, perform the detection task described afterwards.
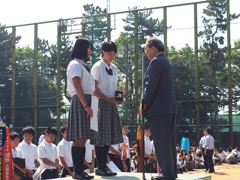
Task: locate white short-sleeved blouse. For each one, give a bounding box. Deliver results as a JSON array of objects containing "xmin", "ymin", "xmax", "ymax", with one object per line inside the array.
[
  {"xmin": 91, "ymin": 59, "xmax": 118, "ymax": 98},
  {"xmin": 67, "ymin": 58, "xmax": 95, "ymax": 96}
]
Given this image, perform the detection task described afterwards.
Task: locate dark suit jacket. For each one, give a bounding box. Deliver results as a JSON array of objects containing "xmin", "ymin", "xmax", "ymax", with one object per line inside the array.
[{"xmin": 144, "ymin": 53, "xmax": 176, "ymax": 117}]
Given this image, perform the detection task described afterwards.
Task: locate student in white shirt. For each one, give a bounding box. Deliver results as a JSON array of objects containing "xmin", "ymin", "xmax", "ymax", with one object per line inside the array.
[
  {"xmin": 233, "ymin": 147, "xmax": 240, "ymax": 162},
  {"xmin": 83, "ymin": 139, "xmax": 95, "ymax": 173},
  {"xmin": 144, "ymin": 123, "xmax": 157, "ymax": 173},
  {"xmin": 108, "ymin": 123, "xmax": 131, "ymax": 172},
  {"xmin": 11, "ymin": 131, "xmax": 22, "ymax": 158},
  {"xmin": 57, "ymin": 124, "xmax": 73, "ymax": 177},
  {"xmin": 10, "ymin": 131, "xmax": 22, "ymax": 180},
  {"xmin": 91, "ymin": 41, "xmax": 123, "ymax": 176},
  {"xmin": 66, "ymin": 38, "xmax": 98, "ymax": 180},
  {"xmin": 17, "ymin": 126, "xmax": 40, "ymax": 180},
  {"xmin": 199, "ymin": 129, "xmax": 208, "ymax": 172},
  {"xmin": 121, "ymin": 123, "xmax": 131, "ymax": 172},
  {"xmin": 204, "ymin": 128, "xmax": 215, "ymax": 173},
  {"xmin": 109, "ymin": 144, "xmax": 123, "ymax": 171},
  {"xmin": 38, "ymin": 127, "xmax": 61, "ymax": 179}
]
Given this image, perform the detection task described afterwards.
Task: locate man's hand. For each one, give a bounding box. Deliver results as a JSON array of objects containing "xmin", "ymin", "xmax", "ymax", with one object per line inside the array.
[
  {"xmin": 151, "ymin": 155, "xmax": 157, "ymax": 160},
  {"xmin": 204, "ymin": 150, "xmax": 207, "ymax": 155}
]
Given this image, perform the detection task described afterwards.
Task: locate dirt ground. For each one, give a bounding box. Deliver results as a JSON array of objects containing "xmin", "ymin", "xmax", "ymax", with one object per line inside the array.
[{"xmin": 185, "ymin": 163, "xmax": 240, "ymax": 180}]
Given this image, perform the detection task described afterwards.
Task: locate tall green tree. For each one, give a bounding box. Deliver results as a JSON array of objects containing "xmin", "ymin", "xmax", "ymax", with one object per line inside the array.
[
  {"xmin": 83, "ymin": 4, "xmax": 108, "ymax": 64},
  {"xmin": 115, "ymin": 7, "xmax": 165, "ymax": 125},
  {"xmin": 0, "ymin": 24, "xmax": 20, "ymax": 125},
  {"xmin": 198, "ymin": 0, "xmax": 239, "ymax": 133}
]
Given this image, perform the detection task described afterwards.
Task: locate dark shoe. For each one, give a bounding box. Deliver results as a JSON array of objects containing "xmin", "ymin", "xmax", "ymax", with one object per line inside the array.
[
  {"xmin": 72, "ymin": 172, "xmax": 94, "ymax": 179},
  {"xmin": 151, "ymin": 173, "xmax": 166, "ymax": 180},
  {"xmin": 83, "ymin": 172, "xmax": 94, "ymax": 179},
  {"xmin": 104, "ymin": 167, "xmax": 117, "ymax": 176},
  {"xmin": 95, "ymin": 168, "xmax": 113, "ymax": 176}
]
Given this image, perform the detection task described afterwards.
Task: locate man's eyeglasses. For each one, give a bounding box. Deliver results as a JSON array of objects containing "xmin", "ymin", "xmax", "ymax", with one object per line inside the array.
[{"xmin": 105, "ymin": 67, "xmax": 113, "ymax": 75}]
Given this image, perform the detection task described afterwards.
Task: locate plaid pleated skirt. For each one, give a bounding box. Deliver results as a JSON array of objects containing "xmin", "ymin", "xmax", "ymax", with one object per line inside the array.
[
  {"xmin": 66, "ymin": 94, "xmax": 99, "ymax": 141},
  {"xmin": 91, "ymin": 99, "xmax": 123, "ymax": 145}
]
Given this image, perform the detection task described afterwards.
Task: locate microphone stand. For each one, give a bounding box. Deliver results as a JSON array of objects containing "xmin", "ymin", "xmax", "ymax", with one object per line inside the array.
[{"xmin": 142, "ymin": 99, "xmax": 146, "ymax": 180}]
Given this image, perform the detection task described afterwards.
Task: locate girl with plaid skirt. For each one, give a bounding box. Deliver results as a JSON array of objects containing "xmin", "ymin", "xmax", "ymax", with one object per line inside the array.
[
  {"xmin": 66, "ymin": 38, "xmax": 99, "ymax": 180},
  {"xmin": 91, "ymin": 41, "xmax": 124, "ymax": 176}
]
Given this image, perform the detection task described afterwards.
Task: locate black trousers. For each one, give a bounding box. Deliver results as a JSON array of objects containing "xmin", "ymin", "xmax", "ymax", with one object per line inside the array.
[
  {"xmin": 202, "ymin": 148, "xmax": 208, "ymax": 171},
  {"xmin": 108, "ymin": 153, "xmax": 123, "ymax": 171},
  {"xmin": 60, "ymin": 167, "xmax": 73, "ymax": 177},
  {"xmin": 207, "ymin": 149, "xmax": 214, "ymax": 172},
  {"xmin": 147, "ymin": 114, "xmax": 177, "ymax": 180},
  {"xmin": 41, "ymin": 169, "xmax": 58, "ymax": 179}
]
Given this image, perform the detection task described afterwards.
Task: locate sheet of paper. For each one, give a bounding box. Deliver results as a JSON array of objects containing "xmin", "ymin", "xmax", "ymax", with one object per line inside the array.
[
  {"xmin": 90, "ymin": 95, "xmax": 98, "ymax": 132},
  {"xmin": 33, "ymin": 167, "xmax": 46, "ymax": 180},
  {"xmin": 107, "ymin": 161, "xmax": 122, "ymax": 172}
]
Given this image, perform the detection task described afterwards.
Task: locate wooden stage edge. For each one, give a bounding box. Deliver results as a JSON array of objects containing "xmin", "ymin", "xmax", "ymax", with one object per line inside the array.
[{"xmin": 54, "ymin": 172, "xmax": 211, "ymax": 180}]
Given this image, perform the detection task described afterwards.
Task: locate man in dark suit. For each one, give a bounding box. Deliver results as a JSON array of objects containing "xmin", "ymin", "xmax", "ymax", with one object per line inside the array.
[{"xmin": 140, "ymin": 37, "xmax": 177, "ymax": 180}]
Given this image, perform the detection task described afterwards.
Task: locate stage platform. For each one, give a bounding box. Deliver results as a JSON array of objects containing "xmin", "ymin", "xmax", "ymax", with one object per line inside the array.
[{"xmin": 57, "ymin": 173, "xmax": 211, "ymax": 180}]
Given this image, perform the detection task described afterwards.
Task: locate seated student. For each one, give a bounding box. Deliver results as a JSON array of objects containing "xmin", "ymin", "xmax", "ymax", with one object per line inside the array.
[
  {"xmin": 195, "ymin": 149, "xmax": 204, "ymax": 169},
  {"xmin": 10, "ymin": 131, "xmax": 22, "ymax": 180},
  {"xmin": 17, "ymin": 126, "xmax": 40, "ymax": 180},
  {"xmin": 57, "ymin": 124, "xmax": 73, "ymax": 177},
  {"xmin": 84, "ymin": 139, "xmax": 95, "ymax": 173},
  {"xmin": 213, "ymin": 149, "xmax": 222, "ymax": 165},
  {"xmin": 144, "ymin": 123, "xmax": 157, "ymax": 173},
  {"xmin": 121, "ymin": 123, "xmax": 131, "ymax": 172},
  {"xmin": 226, "ymin": 147, "xmax": 237, "ymax": 164},
  {"xmin": 219, "ymin": 147, "xmax": 227, "ymax": 163},
  {"xmin": 177, "ymin": 155, "xmax": 184, "ymax": 174},
  {"xmin": 130, "ymin": 156, "xmax": 136, "ymax": 172},
  {"xmin": 109, "ymin": 143, "xmax": 123, "ymax": 171},
  {"xmin": 186, "ymin": 151, "xmax": 194, "ymax": 171},
  {"xmin": 191, "ymin": 148, "xmax": 196, "ymax": 162},
  {"xmin": 38, "ymin": 127, "xmax": 61, "ymax": 179},
  {"xmin": 180, "ymin": 153, "xmax": 187, "ymax": 172},
  {"xmin": 233, "ymin": 147, "xmax": 240, "ymax": 162}
]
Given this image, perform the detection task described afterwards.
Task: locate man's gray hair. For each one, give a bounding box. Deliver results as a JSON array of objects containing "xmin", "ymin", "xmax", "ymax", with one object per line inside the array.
[{"xmin": 147, "ymin": 37, "xmax": 164, "ymax": 52}]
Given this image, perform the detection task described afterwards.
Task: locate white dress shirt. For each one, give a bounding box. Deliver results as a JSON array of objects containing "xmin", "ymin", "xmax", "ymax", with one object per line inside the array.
[
  {"xmin": 205, "ymin": 134, "xmax": 214, "ymax": 150},
  {"xmin": 91, "ymin": 59, "xmax": 118, "ymax": 98},
  {"xmin": 85, "ymin": 139, "xmax": 94, "ymax": 163},
  {"xmin": 122, "ymin": 135, "xmax": 130, "ymax": 158},
  {"xmin": 199, "ymin": 136, "xmax": 207, "ymax": 148},
  {"xmin": 144, "ymin": 136, "xmax": 155, "ymax": 155},
  {"xmin": 12, "ymin": 148, "xmax": 22, "ymax": 158},
  {"xmin": 17, "ymin": 140, "xmax": 38, "ymax": 170},
  {"xmin": 38, "ymin": 139, "xmax": 58, "ymax": 169},
  {"xmin": 67, "ymin": 58, "xmax": 95, "ymax": 96},
  {"xmin": 57, "ymin": 138, "xmax": 73, "ymax": 167}
]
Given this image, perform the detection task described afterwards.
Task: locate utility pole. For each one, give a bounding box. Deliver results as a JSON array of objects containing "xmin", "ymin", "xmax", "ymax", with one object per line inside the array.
[{"xmin": 106, "ymin": 0, "xmax": 110, "ymax": 13}]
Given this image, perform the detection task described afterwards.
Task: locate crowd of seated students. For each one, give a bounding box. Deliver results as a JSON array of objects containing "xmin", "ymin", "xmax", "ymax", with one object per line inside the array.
[{"xmin": 176, "ymin": 145, "xmax": 240, "ymax": 174}]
